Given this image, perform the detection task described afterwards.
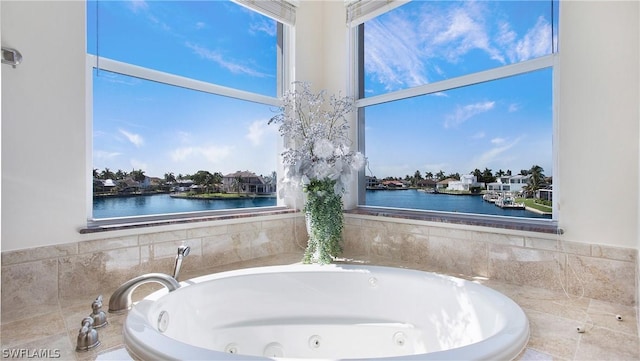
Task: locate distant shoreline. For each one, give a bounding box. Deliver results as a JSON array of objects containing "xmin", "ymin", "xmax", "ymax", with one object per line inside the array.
[
  {"xmin": 170, "ymin": 193, "xmax": 276, "ymax": 200},
  {"xmin": 93, "ymin": 192, "xmax": 277, "ymax": 200},
  {"xmin": 93, "ymin": 191, "xmax": 169, "ymax": 199}
]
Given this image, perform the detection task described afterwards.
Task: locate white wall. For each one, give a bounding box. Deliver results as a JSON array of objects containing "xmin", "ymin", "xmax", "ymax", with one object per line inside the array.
[
  {"xmin": 2, "ymin": 1, "xmax": 87, "ymax": 251},
  {"xmin": 1, "ymin": 0, "xmax": 639, "ymax": 251},
  {"xmin": 557, "ymin": 1, "xmax": 639, "ymax": 248}
]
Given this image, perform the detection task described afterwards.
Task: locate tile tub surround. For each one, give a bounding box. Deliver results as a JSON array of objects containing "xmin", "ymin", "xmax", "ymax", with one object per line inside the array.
[
  {"xmin": 1, "ymin": 253, "xmax": 639, "ymax": 361},
  {"xmin": 1, "ymin": 214, "xmax": 309, "ymax": 324},
  {"xmin": 1, "ymin": 212, "xmax": 639, "ymax": 360},
  {"xmin": 342, "ymin": 214, "xmax": 638, "ymax": 307}
]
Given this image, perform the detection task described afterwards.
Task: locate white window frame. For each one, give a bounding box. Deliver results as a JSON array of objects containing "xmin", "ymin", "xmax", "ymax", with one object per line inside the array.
[
  {"xmin": 85, "ymin": 2, "xmax": 295, "ymax": 228},
  {"xmin": 349, "ymin": 4, "xmax": 560, "ymax": 232}
]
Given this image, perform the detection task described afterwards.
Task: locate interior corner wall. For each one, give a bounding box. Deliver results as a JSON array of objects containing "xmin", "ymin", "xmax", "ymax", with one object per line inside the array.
[
  {"xmin": 556, "ymin": 1, "xmax": 639, "ymax": 248},
  {"xmin": 292, "ymin": 1, "xmax": 359, "ymax": 208},
  {"xmin": 1, "ymin": 1, "xmax": 87, "ymax": 251},
  {"xmin": 293, "ymin": 1, "xmax": 325, "ymax": 91}
]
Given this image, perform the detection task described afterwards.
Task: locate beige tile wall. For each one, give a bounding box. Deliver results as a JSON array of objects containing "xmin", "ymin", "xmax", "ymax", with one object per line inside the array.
[
  {"xmin": 1, "ymin": 215, "xmax": 308, "ymax": 324},
  {"xmin": 342, "ymin": 214, "xmax": 638, "ymax": 307},
  {"xmin": 1, "ymin": 212, "xmax": 637, "ymax": 328}
]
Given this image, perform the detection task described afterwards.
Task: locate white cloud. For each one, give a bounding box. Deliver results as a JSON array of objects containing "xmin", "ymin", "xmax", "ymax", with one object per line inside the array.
[
  {"xmin": 127, "ymin": 0, "xmax": 148, "ymax": 13},
  {"xmin": 430, "ymin": 4, "xmax": 504, "ymax": 64},
  {"xmin": 130, "ymin": 159, "xmax": 149, "ymax": 172},
  {"xmin": 169, "ymin": 147, "xmax": 194, "ymax": 162},
  {"xmin": 471, "ymin": 132, "xmax": 486, "ymax": 140},
  {"xmin": 365, "ymin": 13, "xmax": 429, "ymax": 91},
  {"xmin": 507, "ymin": 16, "xmax": 552, "ymax": 63},
  {"xmin": 185, "ymin": 42, "xmax": 270, "ymax": 78},
  {"xmin": 365, "ymin": 2, "xmax": 553, "ymax": 91},
  {"xmin": 250, "ymin": 19, "xmax": 277, "ymax": 37},
  {"xmin": 444, "ymin": 101, "xmax": 495, "ymax": 128},
  {"xmin": 245, "ymin": 120, "xmax": 275, "ymax": 146},
  {"xmin": 195, "ymin": 21, "xmax": 206, "ymax": 30},
  {"xmin": 199, "ymin": 145, "xmax": 233, "ymax": 163},
  {"xmin": 508, "ymin": 103, "xmax": 521, "ymax": 113},
  {"xmin": 94, "ymin": 150, "xmax": 122, "ymax": 160},
  {"xmin": 495, "ymin": 21, "xmax": 517, "ymax": 47},
  {"xmin": 170, "ymin": 145, "xmax": 232, "ymax": 163},
  {"xmin": 472, "ymin": 136, "xmax": 523, "ymax": 169},
  {"xmin": 119, "ymin": 129, "xmax": 144, "ymax": 147}
]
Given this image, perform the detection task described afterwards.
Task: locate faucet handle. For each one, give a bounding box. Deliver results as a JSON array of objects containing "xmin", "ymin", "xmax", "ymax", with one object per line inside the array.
[
  {"xmin": 91, "ymin": 295, "xmax": 108, "ymax": 328},
  {"xmin": 76, "ymin": 317, "xmax": 100, "ymax": 352}
]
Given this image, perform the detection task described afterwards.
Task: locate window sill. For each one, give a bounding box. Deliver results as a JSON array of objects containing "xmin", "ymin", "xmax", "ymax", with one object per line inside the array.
[
  {"xmin": 345, "ymin": 206, "xmax": 561, "ymax": 235},
  {"xmin": 80, "ymin": 207, "xmax": 295, "ymax": 234}
]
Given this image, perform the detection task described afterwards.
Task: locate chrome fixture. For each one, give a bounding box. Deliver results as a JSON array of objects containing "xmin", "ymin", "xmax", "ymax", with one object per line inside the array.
[
  {"xmin": 90, "ymin": 295, "xmax": 108, "ymax": 328},
  {"xmin": 1, "ymin": 47, "xmax": 22, "ymax": 68},
  {"xmin": 76, "ymin": 317, "xmax": 100, "ymax": 352},
  {"xmin": 173, "ymin": 243, "xmax": 191, "ymax": 280},
  {"xmin": 108, "ymin": 273, "xmax": 180, "ymax": 314}
]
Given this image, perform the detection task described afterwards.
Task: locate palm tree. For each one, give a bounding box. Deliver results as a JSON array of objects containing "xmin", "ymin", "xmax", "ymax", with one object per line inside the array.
[
  {"xmin": 482, "ymin": 168, "xmax": 495, "ymax": 183},
  {"xmin": 425, "ymin": 171, "xmax": 433, "ymax": 180},
  {"xmin": 115, "ymin": 169, "xmax": 127, "ymax": 180},
  {"xmin": 164, "ymin": 172, "xmax": 176, "ymax": 184},
  {"xmin": 472, "ymin": 168, "xmax": 483, "ymax": 183},
  {"xmin": 413, "ymin": 170, "xmax": 422, "ymax": 187},
  {"xmin": 527, "ymin": 165, "xmax": 546, "ymax": 197},
  {"xmin": 100, "ymin": 168, "xmax": 115, "ymax": 180}
]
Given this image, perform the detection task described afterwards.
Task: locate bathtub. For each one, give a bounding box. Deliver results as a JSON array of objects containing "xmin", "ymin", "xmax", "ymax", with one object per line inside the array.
[{"xmin": 123, "ymin": 264, "xmax": 529, "ymax": 360}]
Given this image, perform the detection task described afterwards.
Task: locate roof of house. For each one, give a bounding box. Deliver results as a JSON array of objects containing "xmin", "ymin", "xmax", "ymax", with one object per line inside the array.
[
  {"xmin": 437, "ymin": 177, "xmax": 458, "ymax": 185},
  {"xmin": 224, "ymin": 170, "xmax": 260, "ymax": 178}
]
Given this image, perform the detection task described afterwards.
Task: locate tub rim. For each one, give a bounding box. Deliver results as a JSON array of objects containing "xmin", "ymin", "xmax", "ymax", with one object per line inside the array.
[{"xmin": 123, "ymin": 264, "xmax": 530, "ymax": 361}]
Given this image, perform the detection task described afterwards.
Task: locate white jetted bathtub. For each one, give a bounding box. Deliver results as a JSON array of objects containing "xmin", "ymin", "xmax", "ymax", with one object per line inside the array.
[{"xmin": 123, "ymin": 264, "xmax": 529, "ymax": 360}]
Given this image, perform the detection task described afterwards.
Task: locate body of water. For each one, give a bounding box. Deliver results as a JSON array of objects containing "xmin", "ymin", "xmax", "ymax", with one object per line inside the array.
[
  {"xmin": 365, "ymin": 190, "xmax": 551, "ymax": 219},
  {"xmin": 93, "ymin": 194, "xmax": 277, "ymax": 219},
  {"xmin": 93, "ymin": 190, "xmax": 551, "ymax": 219}
]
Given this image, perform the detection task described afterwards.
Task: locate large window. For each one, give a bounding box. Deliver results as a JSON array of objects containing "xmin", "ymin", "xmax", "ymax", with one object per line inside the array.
[
  {"xmin": 356, "ymin": 0, "xmax": 558, "ymax": 221},
  {"xmin": 87, "ymin": 0, "xmax": 291, "ymax": 222}
]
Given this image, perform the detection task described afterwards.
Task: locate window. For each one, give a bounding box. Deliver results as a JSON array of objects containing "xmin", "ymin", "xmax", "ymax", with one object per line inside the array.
[
  {"xmin": 355, "ymin": 0, "xmax": 558, "ymax": 221},
  {"xmin": 87, "ymin": 0, "xmax": 291, "ymax": 222}
]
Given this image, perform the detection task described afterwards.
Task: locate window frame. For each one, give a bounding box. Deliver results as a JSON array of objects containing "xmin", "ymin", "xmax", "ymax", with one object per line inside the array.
[
  {"xmin": 85, "ymin": 2, "xmax": 294, "ymax": 228},
  {"xmin": 350, "ymin": 2, "xmax": 560, "ymax": 232}
]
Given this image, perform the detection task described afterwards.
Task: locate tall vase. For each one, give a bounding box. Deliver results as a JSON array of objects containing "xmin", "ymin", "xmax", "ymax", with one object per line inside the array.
[{"xmin": 303, "ymin": 178, "xmax": 344, "ymax": 264}]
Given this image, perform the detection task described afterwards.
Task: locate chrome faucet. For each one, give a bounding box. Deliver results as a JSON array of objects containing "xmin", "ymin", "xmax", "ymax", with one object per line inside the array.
[
  {"xmin": 173, "ymin": 243, "xmax": 191, "ymax": 280},
  {"xmin": 108, "ymin": 273, "xmax": 180, "ymax": 314}
]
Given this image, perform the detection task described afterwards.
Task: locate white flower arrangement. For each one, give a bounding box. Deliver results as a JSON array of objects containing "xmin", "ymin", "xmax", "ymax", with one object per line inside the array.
[
  {"xmin": 269, "ymin": 81, "xmax": 366, "ymax": 196},
  {"xmin": 269, "ymin": 81, "xmax": 366, "ymax": 264}
]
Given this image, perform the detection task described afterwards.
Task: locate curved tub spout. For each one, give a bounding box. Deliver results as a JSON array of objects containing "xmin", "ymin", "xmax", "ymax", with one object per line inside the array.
[{"xmin": 108, "ymin": 273, "xmax": 181, "ymax": 314}]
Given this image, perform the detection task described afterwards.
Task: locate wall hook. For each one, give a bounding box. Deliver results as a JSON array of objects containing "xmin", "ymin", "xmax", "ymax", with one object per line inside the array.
[{"xmin": 2, "ymin": 47, "xmax": 23, "ymax": 68}]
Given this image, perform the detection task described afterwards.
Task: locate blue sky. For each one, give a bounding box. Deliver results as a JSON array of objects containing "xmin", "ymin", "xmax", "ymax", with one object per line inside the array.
[
  {"xmin": 89, "ymin": 0, "xmax": 280, "ymax": 178},
  {"xmin": 363, "ymin": 0, "xmax": 556, "ymax": 179},
  {"xmin": 89, "ymin": 0, "xmax": 555, "ymax": 181}
]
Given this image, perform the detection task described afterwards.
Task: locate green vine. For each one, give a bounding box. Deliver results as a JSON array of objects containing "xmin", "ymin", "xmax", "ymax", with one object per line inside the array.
[{"xmin": 303, "ymin": 178, "xmax": 344, "ymax": 264}]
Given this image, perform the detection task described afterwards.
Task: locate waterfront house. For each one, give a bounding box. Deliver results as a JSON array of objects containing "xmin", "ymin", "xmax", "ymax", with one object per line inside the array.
[
  {"xmin": 416, "ymin": 179, "xmax": 436, "ymax": 189},
  {"xmin": 487, "ymin": 174, "xmax": 532, "ymax": 194},
  {"xmin": 436, "ymin": 177, "xmax": 457, "ymax": 190},
  {"xmin": 447, "ymin": 174, "xmax": 481, "ymax": 192},
  {"xmin": 381, "ymin": 180, "xmax": 407, "ymax": 189},
  {"xmin": 222, "ymin": 171, "xmax": 275, "ymax": 194}
]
